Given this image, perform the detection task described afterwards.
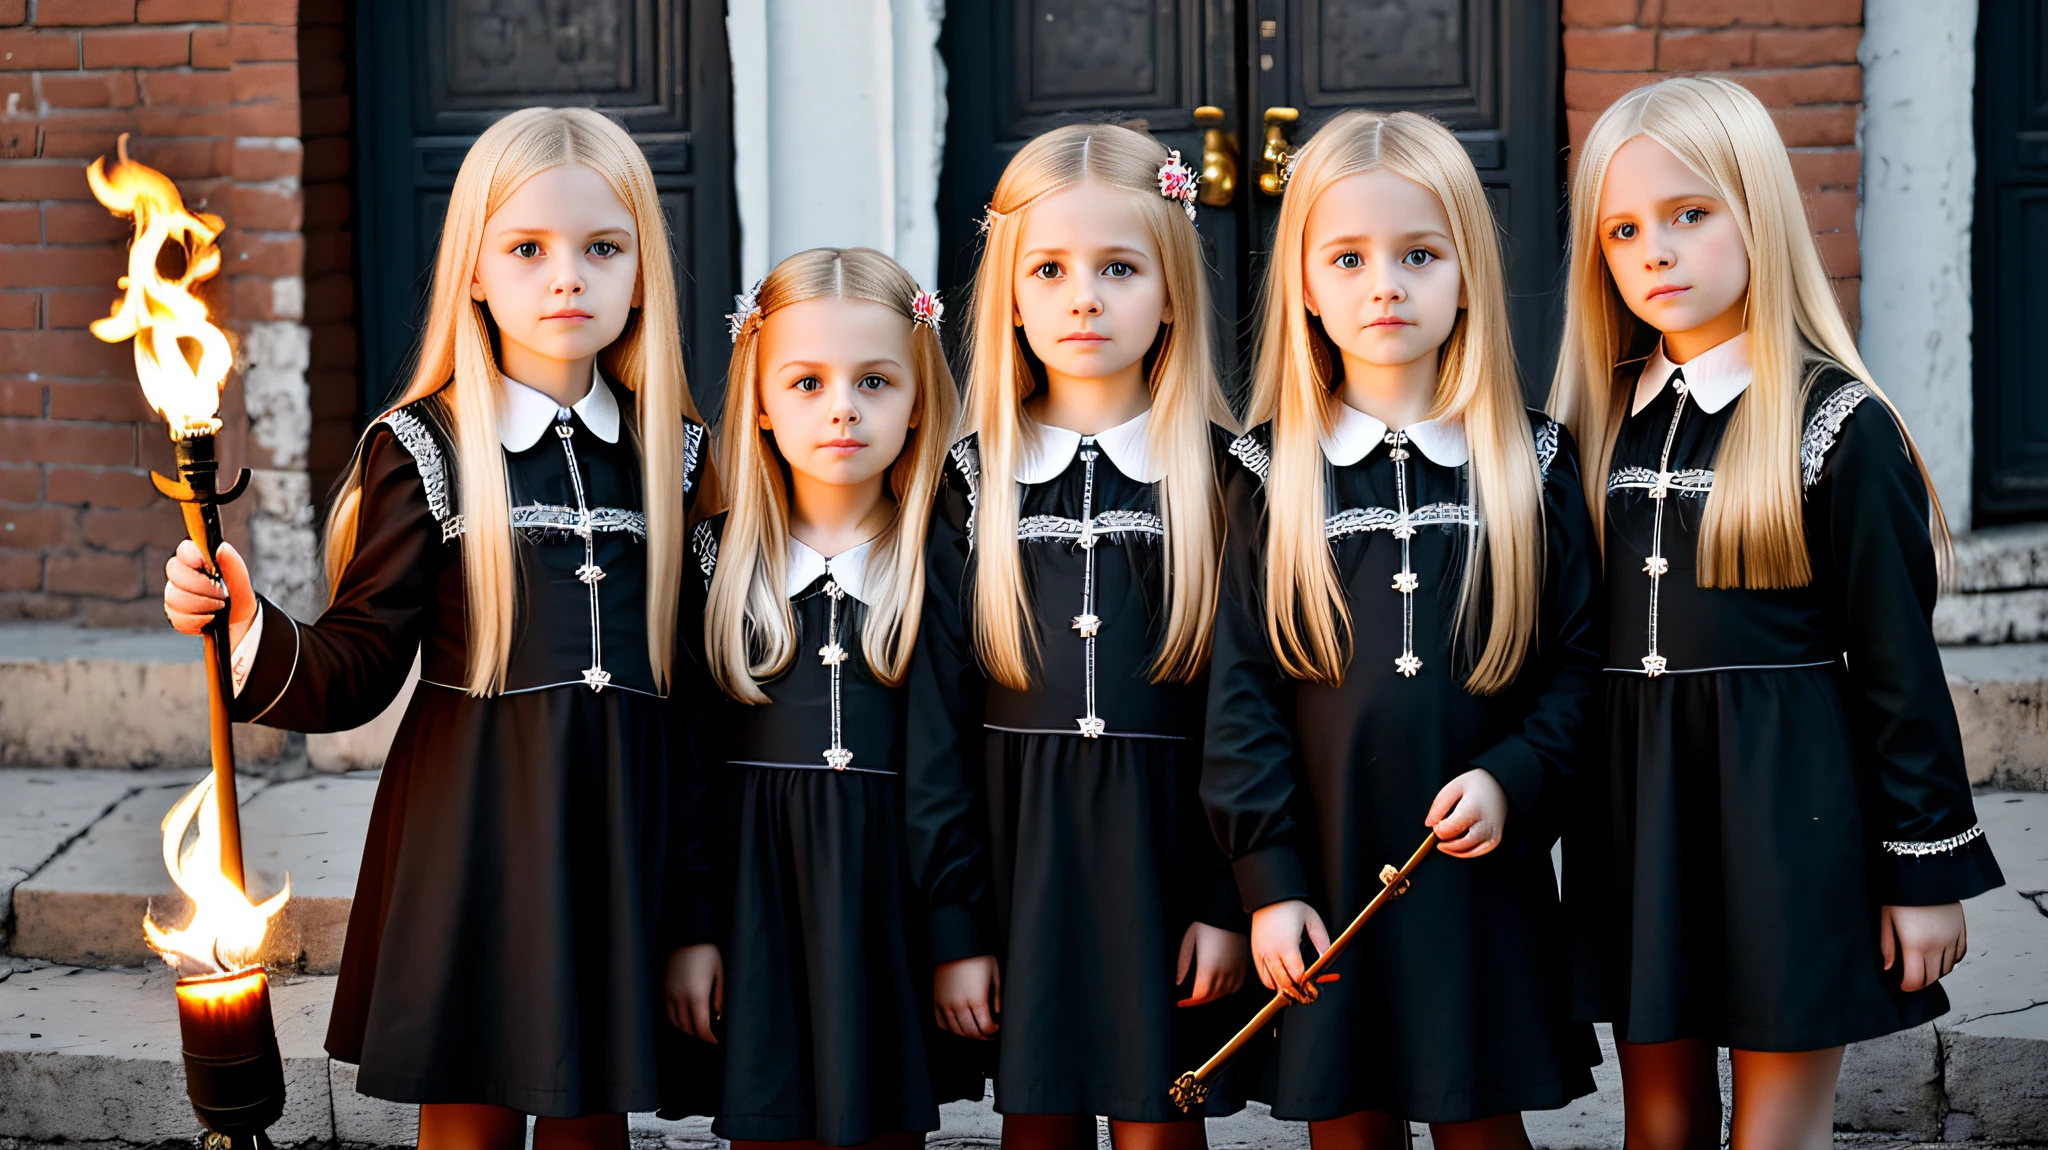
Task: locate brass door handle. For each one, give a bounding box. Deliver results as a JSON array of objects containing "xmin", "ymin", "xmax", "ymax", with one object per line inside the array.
[
  {"xmin": 1259, "ymin": 107, "xmax": 1300, "ymax": 196},
  {"xmin": 1194, "ymin": 105, "xmax": 1237, "ymax": 207}
]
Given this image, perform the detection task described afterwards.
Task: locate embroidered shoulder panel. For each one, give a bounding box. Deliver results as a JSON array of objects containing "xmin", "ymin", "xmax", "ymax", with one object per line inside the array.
[
  {"xmin": 1227, "ymin": 430, "xmax": 1271, "ymax": 483},
  {"xmin": 1801, "ymin": 381, "xmax": 1873, "ymax": 489},
  {"xmin": 1607, "ymin": 466, "xmax": 1716, "ymax": 498},
  {"xmin": 380, "ymin": 407, "xmax": 454, "ymax": 533},
  {"xmin": 1533, "ymin": 418, "xmax": 1561, "ymax": 477},
  {"xmin": 1324, "ymin": 501, "xmax": 1478, "ymax": 542},
  {"xmin": 691, "ymin": 519, "xmax": 719, "ymax": 579},
  {"xmin": 682, "ymin": 421, "xmax": 705, "ymax": 494},
  {"xmin": 950, "ymin": 437, "xmax": 982, "ymax": 535}
]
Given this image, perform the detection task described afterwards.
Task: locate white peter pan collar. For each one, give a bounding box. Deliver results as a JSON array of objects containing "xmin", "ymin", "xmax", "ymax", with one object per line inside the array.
[
  {"xmin": 1633, "ymin": 332, "xmax": 1752, "ymax": 416},
  {"xmin": 1320, "ymin": 400, "xmax": 1470, "ymax": 468},
  {"xmin": 499, "ymin": 371, "xmax": 622, "ymax": 451},
  {"xmin": 786, "ymin": 535, "xmax": 876, "ymax": 605},
  {"xmin": 1016, "ymin": 408, "xmax": 1165, "ymax": 484}
]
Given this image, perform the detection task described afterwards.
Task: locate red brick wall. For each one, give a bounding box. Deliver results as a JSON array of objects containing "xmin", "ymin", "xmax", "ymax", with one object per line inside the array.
[
  {"xmin": 0, "ymin": 0, "xmax": 349, "ymax": 625},
  {"xmin": 1561, "ymin": 0, "xmax": 1864, "ymax": 327}
]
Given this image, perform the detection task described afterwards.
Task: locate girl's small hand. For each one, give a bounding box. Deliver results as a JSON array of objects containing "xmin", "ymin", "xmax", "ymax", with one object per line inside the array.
[
  {"xmin": 1426, "ymin": 768, "xmax": 1508, "ymax": 858},
  {"xmin": 1175, "ymin": 921, "xmax": 1250, "ymax": 1007},
  {"xmin": 665, "ymin": 943, "xmax": 723, "ymax": 1043},
  {"xmin": 934, "ymin": 954, "xmax": 1001, "ymax": 1040},
  {"xmin": 1881, "ymin": 903, "xmax": 1968, "ymax": 993},
  {"xmin": 1250, "ymin": 900, "xmax": 1330, "ymax": 1004},
  {"xmin": 163, "ymin": 540, "xmax": 257, "ymax": 648}
]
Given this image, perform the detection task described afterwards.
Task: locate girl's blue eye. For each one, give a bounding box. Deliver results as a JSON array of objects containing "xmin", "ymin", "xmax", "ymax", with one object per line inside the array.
[
  {"xmin": 1676, "ymin": 207, "xmax": 1706, "ymax": 225},
  {"xmin": 1033, "ymin": 262, "xmax": 1061, "ymax": 280},
  {"xmin": 858, "ymin": 374, "xmax": 888, "ymax": 391},
  {"xmin": 1401, "ymin": 248, "xmax": 1435, "ymax": 267},
  {"xmin": 1610, "ymin": 222, "xmax": 1638, "ymax": 241},
  {"xmin": 1103, "ymin": 261, "xmax": 1135, "ymax": 278},
  {"xmin": 512, "ymin": 241, "xmax": 541, "ymax": 258},
  {"xmin": 1335, "ymin": 252, "xmax": 1362, "ymax": 270},
  {"xmin": 589, "ymin": 240, "xmax": 621, "ymax": 257}
]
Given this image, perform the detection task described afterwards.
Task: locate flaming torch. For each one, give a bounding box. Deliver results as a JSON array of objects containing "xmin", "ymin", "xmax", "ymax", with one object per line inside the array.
[{"xmin": 88, "ymin": 134, "xmax": 290, "ymax": 1150}]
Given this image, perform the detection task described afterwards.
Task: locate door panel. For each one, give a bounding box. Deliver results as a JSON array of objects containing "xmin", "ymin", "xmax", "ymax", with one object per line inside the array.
[
  {"xmin": 1974, "ymin": 0, "xmax": 2048, "ymax": 520},
  {"xmin": 355, "ymin": 0, "xmax": 736, "ymax": 419},
  {"xmin": 940, "ymin": 0, "xmax": 1560, "ymax": 400}
]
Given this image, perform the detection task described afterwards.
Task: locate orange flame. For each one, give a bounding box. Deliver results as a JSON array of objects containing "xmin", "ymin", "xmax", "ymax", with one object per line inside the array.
[
  {"xmin": 143, "ymin": 775, "xmax": 289, "ymax": 975},
  {"xmin": 86, "ymin": 133, "xmax": 232, "ymax": 440}
]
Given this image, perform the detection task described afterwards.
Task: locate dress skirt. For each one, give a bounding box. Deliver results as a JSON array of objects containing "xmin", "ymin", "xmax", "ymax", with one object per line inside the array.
[
  {"xmin": 328, "ymin": 681, "xmax": 698, "ymax": 1117},
  {"xmin": 1571, "ymin": 666, "xmax": 1949, "ymax": 1051},
  {"xmin": 707, "ymin": 765, "xmax": 983, "ymax": 1144},
  {"xmin": 983, "ymin": 729, "xmax": 1250, "ymax": 1122}
]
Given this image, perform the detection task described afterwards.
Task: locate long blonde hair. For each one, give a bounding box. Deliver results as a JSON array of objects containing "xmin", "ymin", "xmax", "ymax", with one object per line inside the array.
[
  {"xmin": 706, "ymin": 248, "xmax": 959, "ymax": 703},
  {"xmin": 1250, "ymin": 110, "xmax": 1543, "ymax": 694},
  {"xmin": 323, "ymin": 107, "xmax": 707, "ymax": 695},
  {"xmin": 963, "ymin": 123, "xmax": 1235, "ymax": 690},
  {"xmin": 1548, "ymin": 76, "xmax": 1951, "ymax": 587}
]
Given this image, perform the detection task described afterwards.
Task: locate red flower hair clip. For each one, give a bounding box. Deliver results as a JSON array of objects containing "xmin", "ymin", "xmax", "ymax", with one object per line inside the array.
[
  {"xmin": 911, "ymin": 288, "xmax": 944, "ymax": 333},
  {"xmin": 1157, "ymin": 150, "xmax": 1199, "ymax": 222}
]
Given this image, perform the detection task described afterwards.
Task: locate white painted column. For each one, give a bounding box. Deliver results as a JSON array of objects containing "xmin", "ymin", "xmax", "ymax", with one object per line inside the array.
[
  {"xmin": 726, "ymin": 0, "xmax": 947, "ymax": 289},
  {"xmin": 1859, "ymin": 0, "xmax": 1977, "ymax": 531}
]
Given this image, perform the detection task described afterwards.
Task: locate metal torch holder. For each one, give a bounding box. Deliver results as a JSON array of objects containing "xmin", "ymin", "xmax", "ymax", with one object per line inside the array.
[{"xmin": 152, "ymin": 432, "xmax": 252, "ymax": 890}]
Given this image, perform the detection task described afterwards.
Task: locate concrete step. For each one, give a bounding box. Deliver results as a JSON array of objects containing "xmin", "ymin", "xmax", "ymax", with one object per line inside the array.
[
  {"xmin": 0, "ymin": 763, "xmax": 2041, "ymax": 1146},
  {"xmin": 5, "ymin": 771, "xmax": 374, "ymax": 973},
  {"xmin": 0, "ymin": 965, "xmax": 2036, "ymax": 1150},
  {"xmin": 1944, "ymin": 642, "xmax": 2048, "ymax": 790},
  {"xmin": 0, "ymin": 621, "xmax": 415, "ymax": 774}
]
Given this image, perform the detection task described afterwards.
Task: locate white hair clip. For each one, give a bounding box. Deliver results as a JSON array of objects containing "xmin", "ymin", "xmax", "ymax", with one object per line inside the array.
[
  {"xmin": 1281, "ymin": 148, "xmax": 1303, "ymax": 187},
  {"xmin": 978, "ymin": 203, "xmax": 1002, "ymax": 235},
  {"xmin": 726, "ymin": 279, "xmax": 763, "ymax": 343},
  {"xmin": 911, "ymin": 289, "xmax": 944, "ymax": 333},
  {"xmin": 1157, "ymin": 149, "xmax": 1199, "ymax": 221}
]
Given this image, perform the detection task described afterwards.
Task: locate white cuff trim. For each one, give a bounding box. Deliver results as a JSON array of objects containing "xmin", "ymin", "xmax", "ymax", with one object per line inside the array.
[
  {"xmin": 1881, "ymin": 825, "xmax": 1985, "ymax": 858},
  {"xmin": 229, "ymin": 605, "xmax": 264, "ymax": 699}
]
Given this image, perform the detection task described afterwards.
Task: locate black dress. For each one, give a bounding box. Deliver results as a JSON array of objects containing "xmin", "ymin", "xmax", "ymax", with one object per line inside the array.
[
  {"xmin": 905, "ymin": 414, "xmax": 1252, "ymax": 1123},
  {"xmin": 659, "ymin": 516, "xmax": 983, "ymax": 1144},
  {"xmin": 1202, "ymin": 407, "xmax": 1601, "ymax": 1124},
  {"xmin": 1569, "ymin": 339, "xmax": 2005, "ymax": 1052},
  {"xmin": 230, "ymin": 380, "xmax": 713, "ymax": 1116}
]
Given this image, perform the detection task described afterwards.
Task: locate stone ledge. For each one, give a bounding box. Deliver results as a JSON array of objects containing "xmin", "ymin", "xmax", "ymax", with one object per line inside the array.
[
  {"xmin": 0, "ymin": 622, "xmax": 414, "ymax": 775},
  {"xmin": 8, "ymin": 774, "xmax": 373, "ymax": 974},
  {"xmin": 1944, "ymin": 645, "xmax": 2048, "ymax": 790}
]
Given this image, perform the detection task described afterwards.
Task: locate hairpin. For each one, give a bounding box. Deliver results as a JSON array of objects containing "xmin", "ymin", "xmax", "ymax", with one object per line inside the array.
[
  {"xmin": 978, "ymin": 203, "xmax": 1002, "ymax": 235},
  {"xmin": 1157, "ymin": 150, "xmax": 1199, "ymax": 222},
  {"xmin": 1281, "ymin": 148, "xmax": 1303, "ymax": 187},
  {"xmin": 726, "ymin": 279, "xmax": 762, "ymax": 343},
  {"xmin": 911, "ymin": 288, "xmax": 944, "ymax": 333}
]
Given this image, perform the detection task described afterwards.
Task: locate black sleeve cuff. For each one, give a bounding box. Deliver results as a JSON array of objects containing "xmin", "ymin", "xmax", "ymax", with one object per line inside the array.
[
  {"xmin": 1233, "ymin": 844, "xmax": 1312, "ymax": 913},
  {"xmin": 1876, "ymin": 830, "xmax": 2005, "ymax": 906},
  {"xmin": 929, "ymin": 900, "xmax": 994, "ymax": 965},
  {"xmin": 1471, "ymin": 736, "xmax": 1546, "ymax": 833},
  {"xmin": 1200, "ymin": 866, "xmax": 1251, "ymax": 933},
  {"xmin": 228, "ymin": 595, "xmax": 300, "ymax": 724}
]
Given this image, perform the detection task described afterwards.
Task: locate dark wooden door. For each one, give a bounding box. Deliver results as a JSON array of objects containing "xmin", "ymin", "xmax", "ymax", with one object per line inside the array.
[
  {"xmin": 938, "ymin": 0, "xmax": 1562, "ymax": 400},
  {"xmin": 1974, "ymin": 0, "xmax": 2048, "ymax": 521},
  {"xmin": 355, "ymin": 0, "xmax": 738, "ymax": 419}
]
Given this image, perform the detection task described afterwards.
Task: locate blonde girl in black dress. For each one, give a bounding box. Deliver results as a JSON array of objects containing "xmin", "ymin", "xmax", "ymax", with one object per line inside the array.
[
  {"xmin": 1203, "ymin": 110, "xmax": 1600, "ymax": 1150},
  {"xmin": 1551, "ymin": 77, "xmax": 2004, "ymax": 1150},
  {"xmin": 906, "ymin": 122, "xmax": 1250, "ymax": 1150},
  {"xmin": 660, "ymin": 247, "xmax": 980, "ymax": 1147},
  {"xmin": 162, "ymin": 107, "xmax": 715, "ymax": 1150}
]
